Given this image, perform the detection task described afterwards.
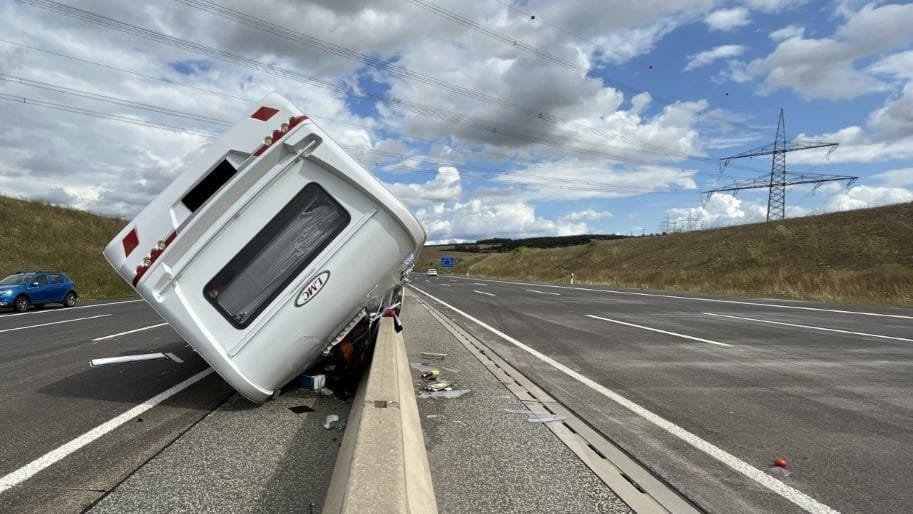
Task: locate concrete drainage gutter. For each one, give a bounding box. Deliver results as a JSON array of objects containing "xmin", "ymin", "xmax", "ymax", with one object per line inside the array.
[{"xmin": 323, "ymin": 317, "xmax": 438, "ymax": 513}]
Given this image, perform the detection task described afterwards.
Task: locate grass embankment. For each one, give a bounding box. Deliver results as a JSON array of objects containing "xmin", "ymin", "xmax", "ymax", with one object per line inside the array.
[
  {"xmin": 0, "ymin": 196, "xmax": 132, "ymax": 298},
  {"xmin": 421, "ymin": 202, "xmax": 913, "ymax": 306}
]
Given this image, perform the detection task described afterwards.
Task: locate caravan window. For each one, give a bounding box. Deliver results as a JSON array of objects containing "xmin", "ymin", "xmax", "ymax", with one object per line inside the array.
[{"xmin": 204, "ymin": 183, "xmax": 350, "ymax": 328}]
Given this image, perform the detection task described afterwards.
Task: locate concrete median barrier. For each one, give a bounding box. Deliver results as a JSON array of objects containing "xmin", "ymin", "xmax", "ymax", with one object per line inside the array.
[{"xmin": 323, "ymin": 317, "xmax": 437, "ymax": 513}]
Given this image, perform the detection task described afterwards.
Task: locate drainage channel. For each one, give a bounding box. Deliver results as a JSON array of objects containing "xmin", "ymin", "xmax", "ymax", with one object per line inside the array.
[{"xmin": 414, "ymin": 294, "xmax": 701, "ymax": 514}]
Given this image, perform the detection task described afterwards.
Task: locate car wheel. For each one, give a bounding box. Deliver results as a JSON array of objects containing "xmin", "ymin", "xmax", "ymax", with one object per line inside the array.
[
  {"xmin": 64, "ymin": 292, "xmax": 77, "ymax": 308},
  {"xmin": 13, "ymin": 295, "xmax": 30, "ymax": 313}
]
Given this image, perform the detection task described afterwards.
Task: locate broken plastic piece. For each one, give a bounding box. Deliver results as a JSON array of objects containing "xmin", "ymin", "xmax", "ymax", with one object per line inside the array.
[
  {"xmin": 421, "ymin": 369, "xmax": 441, "ymax": 380},
  {"xmin": 424, "ymin": 381, "xmax": 451, "ymax": 392},
  {"xmin": 292, "ymin": 373, "xmax": 326, "ymax": 390},
  {"xmin": 324, "ymin": 414, "xmax": 339, "ymax": 429},
  {"xmin": 421, "ymin": 352, "xmax": 447, "ymax": 360},
  {"xmin": 418, "ymin": 389, "xmax": 471, "ymax": 399}
]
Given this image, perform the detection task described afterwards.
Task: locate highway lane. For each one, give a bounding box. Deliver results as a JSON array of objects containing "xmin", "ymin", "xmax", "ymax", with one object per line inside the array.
[
  {"xmin": 410, "ymin": 274, "xmax": 913, "ymax": 513},
  {"xmin": 0, "ymin": 299, "xmax": 232, "ymax": 513}
]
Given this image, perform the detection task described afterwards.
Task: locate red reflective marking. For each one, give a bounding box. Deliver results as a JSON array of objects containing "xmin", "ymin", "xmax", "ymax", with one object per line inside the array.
[
  {"xmin": 122, "ymin": 228, "xmax": 139, "ymax": 257},
  {"xmin": 251, "ymin": 106, "xmax": 279, "ymax": 121}
]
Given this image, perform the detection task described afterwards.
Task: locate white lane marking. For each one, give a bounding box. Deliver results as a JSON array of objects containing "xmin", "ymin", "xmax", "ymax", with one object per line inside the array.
[
  {"xmin": 440, "ymin": 284, "xmax": 452, "ymax": 287},
  {"xmin": 89, "ymin": 352, "xmax": 183, "ymax": 366},
  {"xmin": 473, "ymin": 290, "xmax": 496, "ymax": 297},
  {"xmin": 0, "ymin": 314, "xmax": 111, "ymax": 334},
  {"xmin": 527, "ymin": 289, "xmax": 561, "ymax": 296},
  {"xmin": 704, "ymin": 313, "xmax": 913, "ymax": 343},
  {"xmin": 410, "ymin": 285, "xmax": 837, "ymax": 514},
  {"xmin": 0, "ymin": 368, "xmax": 213, "ymax": 495},
  {"xmin": 450, "ymin": 276, "xmax": 913, "ymax": 320},
  {"xmin": 91, "ymin": 322, "xmax": 169, "ymax": 342},
  {"xmin": 586, "ymin": 315, "xmax": 732, "ymax": 348},
  {"xmin": 3, "ymin": 299, "xmax": 144, "ymax": 318}
]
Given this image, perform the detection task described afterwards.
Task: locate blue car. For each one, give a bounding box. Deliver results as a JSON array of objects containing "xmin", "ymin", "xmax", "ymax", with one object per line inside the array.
[{"xmin": 0, "ymin": 271, "xmax": 78, "ymax": 312}]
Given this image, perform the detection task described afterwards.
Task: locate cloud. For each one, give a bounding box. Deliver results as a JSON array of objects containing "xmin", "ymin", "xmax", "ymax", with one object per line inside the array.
[
  {"xmin": 768, "ymin": 24, "xmax": 804, "ymax": 42},
  {"xmin": 685, "ymin": 45, "xmax": 746, "ymax": 71},
  {"xmin": 666, "ymin": 193, "xmax": 766, "ymax": 230},
  {"xmin": 745, "ymin": 2, "xmax": 913, "ymax": 100},
  {"xmin": 415, "ymin": 197, "xmax": 589, "ymax": 242},
  {"xmin": 825, "ymin": 185, "xmax": 913, "ymax": 211},
  {"xmin": 704, "ymin": 8, "xmax": 751, "ymax": 31},
  {"xmin": 874, "ymin": 167, "xmax": 913, "ymax": 187},
  {"xmin": 560, "ymin": 209, "xmax": 613, "ymax": 222},
  {"xmin": 383, "ymin": 167, "xmax": 461, "ymax": 206},
  {"xmin": 743, "ymin": 0, "xmax": 805, "ymax": 12}
]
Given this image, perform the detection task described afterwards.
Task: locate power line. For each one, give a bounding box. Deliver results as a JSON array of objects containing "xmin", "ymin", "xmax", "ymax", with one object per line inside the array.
[
  {"xmin": 174, "ymin": 0, "xmax": 743, "ymax": 167},
  {"xmin": 0, "ymin": 88, "xmax": 694, "ymax": 196},
  {"xmin": 15, "ymin": 0, "xmax": 765, "ymax": 177}
]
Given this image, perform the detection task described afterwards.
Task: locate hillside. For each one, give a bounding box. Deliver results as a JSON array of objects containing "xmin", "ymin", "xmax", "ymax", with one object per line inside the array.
[
  {"xmin": 421, "ymin": 202, "xmax": 913, "ymax": 306},
  {"xmin": 0, "ymin": 196, "xmax": 132, "ymax": 298}
]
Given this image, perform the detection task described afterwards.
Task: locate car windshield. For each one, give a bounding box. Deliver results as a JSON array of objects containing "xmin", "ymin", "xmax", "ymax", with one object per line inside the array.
[{"xmin": 0, "ymin": 273, "xmax": 31, "ymax": 285}]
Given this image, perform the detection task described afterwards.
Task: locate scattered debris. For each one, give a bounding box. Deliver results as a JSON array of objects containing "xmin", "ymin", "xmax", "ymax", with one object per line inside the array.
[
  {"xmin": 421, "ymin": 369, "xmax": 441, "ymax": 380},
  {"xmin": 419, "ymin": 389, "xmax": 471, "ymax": 399},
  {"xmin": 426, "ymin": 414, "xmax": 441, "ymax": 419},
  {"xmin": 767, "ymin": 456, "xmax": 791, "ymax": 478},
  {"xmin": 503, "ymin": 408, "xmax": 566, "ymax": 423},
  {"xmin": 424, "ymin": 380, "xmax": 451, "ymax": 392},
  {"xmin": 421, "ymin": 352, "xmax": 447, "ymax": 360},
  {"xmin": 289, "ymin": 405, "xmax": 314, "ymax": 414},
  {"xmin": 317, "ymin": 387, "xmax": 335, "ymax": 397},
  {"xmin": 292, "ymin": 373, "xmax": 326, "ymax": 390},
  {"xmin": 90, "ymin": 352, "xmax": 182, "ymax": 367},
  {"xmin": 324, "ymin": 414, "xmax": 339, "ymax": 429}
]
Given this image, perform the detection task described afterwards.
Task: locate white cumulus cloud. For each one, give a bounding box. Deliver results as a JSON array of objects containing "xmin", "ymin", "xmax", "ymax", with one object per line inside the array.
[
  {"xmin": 704, "ymin": 8, "xmax": 751, "ymax": 31},
  {"xmin": 685, "ymin": 45, "xmax": 746, "ymax": 71}
]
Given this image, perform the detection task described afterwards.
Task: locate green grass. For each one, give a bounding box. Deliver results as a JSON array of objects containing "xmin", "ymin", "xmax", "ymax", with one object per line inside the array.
[
  {"xmin": 0, "ymin": 196, "xmax": 133, "ymax": 299},
  {"xmin": 421, "ymin": 202, "xmax": 913, "ymax": 306}
]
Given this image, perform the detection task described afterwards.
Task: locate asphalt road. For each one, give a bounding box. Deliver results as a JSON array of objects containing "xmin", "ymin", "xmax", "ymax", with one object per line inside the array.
[
  {"xmin": 409, "ymin": 273, "xmax": 913, "ymax": 514},
  {"xmin": 0, "ymin": 299, "xmax": 233, "ymax": 513}
]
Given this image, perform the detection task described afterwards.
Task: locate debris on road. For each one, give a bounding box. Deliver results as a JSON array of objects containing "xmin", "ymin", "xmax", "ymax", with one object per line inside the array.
[
  {"xmin": 410, "ymin": 362, "xmax": 435, "ymax": 374},
  {"xmin": 421, "ymin": 369, "xmax": 441, "ymax": 380},
  {"xmin": 324, "ymin": 414, "xmax": 339, "ymax": 429},
  {"xmin": 289, "ymin": 405, "xmax": 314, "ymax": 414},
  {"xmin": 421, "ymin": 352, "xmax": 447, "ymax": 360},
  {"xmin": 89, "ymin": 352, "xmax": 183, "ymax": 367},
  {"xmin": 424, "ymin": 380, "xmax": 451, "ymax": 392},
  {"xmin": 291, "ymin": 373, "xmax": 326, "ymax": 390}
]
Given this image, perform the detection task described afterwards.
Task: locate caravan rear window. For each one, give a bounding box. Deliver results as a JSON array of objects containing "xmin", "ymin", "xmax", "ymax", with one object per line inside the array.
[{"xmin": 204, "ymin": 183, "xmax": 350, "ymax": 328}]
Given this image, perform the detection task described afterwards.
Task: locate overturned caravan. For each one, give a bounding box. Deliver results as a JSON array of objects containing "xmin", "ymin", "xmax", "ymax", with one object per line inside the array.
[{"xmin": 104, "ymin": 93, "xmax": 425, "ymax": 402}]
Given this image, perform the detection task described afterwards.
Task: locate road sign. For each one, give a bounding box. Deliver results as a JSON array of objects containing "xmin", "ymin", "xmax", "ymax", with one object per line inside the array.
[{"xmin": 440, "ymin": 257, "xmax": 455, "ymax": 268}]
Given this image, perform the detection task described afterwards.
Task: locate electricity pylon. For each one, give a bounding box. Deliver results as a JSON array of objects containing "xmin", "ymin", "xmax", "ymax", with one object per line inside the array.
[{"xmin": 706, "ymin": 109, "xmax": 857, "ymax": 221}]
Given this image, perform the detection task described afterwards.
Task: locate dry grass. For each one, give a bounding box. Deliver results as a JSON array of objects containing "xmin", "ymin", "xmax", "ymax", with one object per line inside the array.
[
  {"xmin": 0, "ymin": 196, "xmax": 133, "ymax": 299},
  {"xmin": 420, "ymin": 202, "xmax": 913, "ymax": 306}
]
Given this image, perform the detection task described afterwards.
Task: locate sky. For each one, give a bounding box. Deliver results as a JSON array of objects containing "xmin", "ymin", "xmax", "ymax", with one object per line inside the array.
[{"xmin": 1, "ymin": 0, "xmax": 912, "ymax": 242}]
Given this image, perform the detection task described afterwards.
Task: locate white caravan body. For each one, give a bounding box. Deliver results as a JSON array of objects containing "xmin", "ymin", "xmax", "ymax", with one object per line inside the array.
[{"xmin": 104, "ymin": 93, "xmax": 425, "ymax": 402}]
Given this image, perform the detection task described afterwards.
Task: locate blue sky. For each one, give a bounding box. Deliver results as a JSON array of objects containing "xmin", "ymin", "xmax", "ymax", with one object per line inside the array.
[{"xmin": 1, "ymin": 0, "xmax": 912, "ymax": 241}]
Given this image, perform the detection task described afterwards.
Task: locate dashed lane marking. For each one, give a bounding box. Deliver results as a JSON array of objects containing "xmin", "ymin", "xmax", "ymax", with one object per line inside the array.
[
  {"xmin": 0, "ymin": 368, "xmax": 213, "ymax": 495},
  {"xmin": 410, "ymin": 285, "xmax": 837, "ymax": 514},
  {"xmin": 0, "ymin": 314, "xmax": 111, "ymax": 334},
  {"xmin": 704, "ymin": 313, "xmax": 913, "ymax": 343},
  {"xmin": 586, "ymin": 314, "xmax": 732, "ymax": 348},
  {"xmin": 92, "ymin": 322, "xmax": 169, "ymax": 342}
]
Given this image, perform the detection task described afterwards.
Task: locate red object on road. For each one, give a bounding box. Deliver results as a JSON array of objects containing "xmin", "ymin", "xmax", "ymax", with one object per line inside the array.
[{"xmin": 773, "ymin": 457, "xmax": 789, "ymax": 468}]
